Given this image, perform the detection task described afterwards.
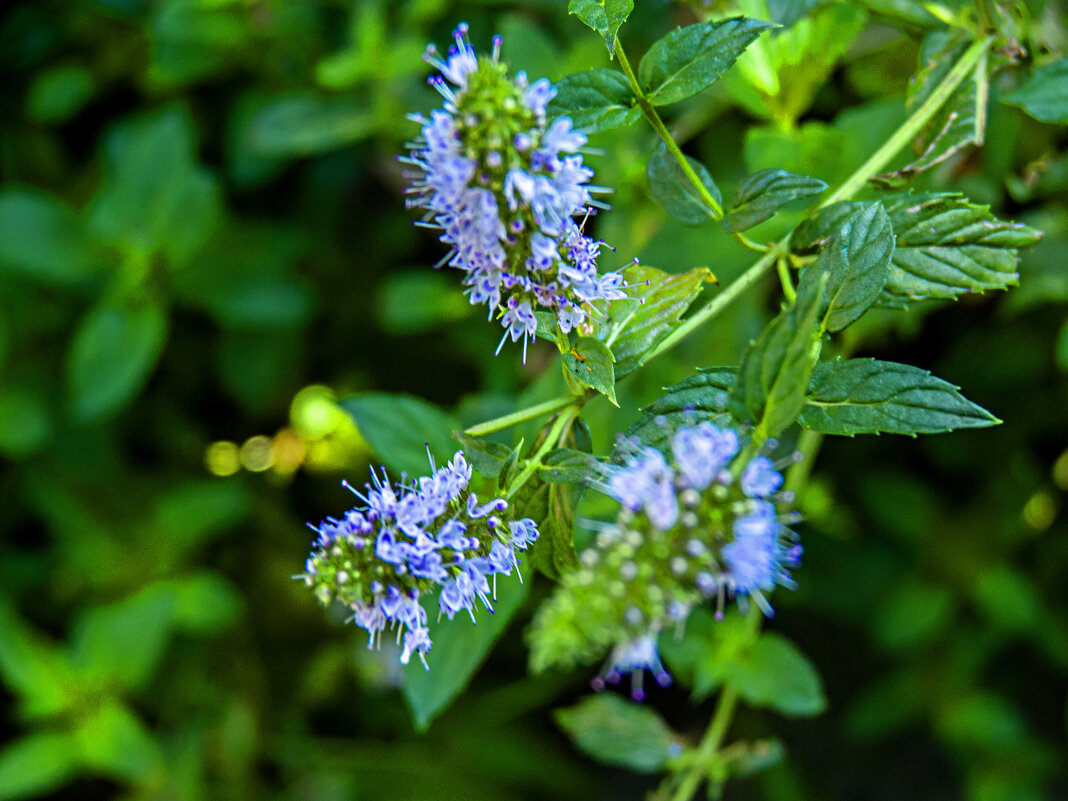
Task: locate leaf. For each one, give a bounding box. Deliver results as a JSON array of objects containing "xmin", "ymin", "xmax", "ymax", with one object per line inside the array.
[
  {"xmin": 0, "ymin": 188, "xmax": 102, "ymax": 287},
  {"xmin": 724, "ymin": 168, "xmax": 827, "ymax": 232},
  {"xmin": 66, "ymin": 301, "xmax": 168, "ymax": 424},
  {"xmin": 554, "ymin": 694, "xmax": 679, "ymax": 774},
  {"xmin": 248, "ymin": 93, "xmax": 375, "ymax": 156},
  {"xmin": 726, "ymin": 633, "xmax": 826, "ymax": 717},
  {"xmin": 802, "ymin": 203, "xmax": 894, "ymax": 332},
  {"xmin": 798, "ymin": 358, "xmax": 1000, "ymax": 436},
  {"xmin": 547, "ymin": 69, "xmax": 639, "ymax": 134},
  {"xmin": 767, "ymin": 0, "xmax": 830, "ymax": 26},
  {"xmin": 564, "ymin": 336, "xmax": 617, "ymax": 405},
  {"xmin": 619, "ymin": 368, "xmax": 736, "ymax": 456},
  {"xmin": 402, "ymin": 574, "xmax": 531, "ymax": 731},
  {"xmin": 497, "ymin": 443, "xmax": 521, "ymax": 491},
  {"xmin": 168, "ymin": 572, "xmax": 243, "ymax": 633},
  {"xmin": 855, "ymin": 0, "xmax": 943, "ymax": 28},
  {"xmin": 339, "ymin": 393, "xmax": 459, "ymax": 477},
  {"xmin": 0, "ymin": 733, "xmax": 79, "ymax": 801},
  {"xmin": 1003, "ymin": 58, "xmax": 1068, "ymax": 125},
  {"xmin": 646, "ymin": 139, "xmax": 721, "ymax": 226},
  {"xmin": 0, "ymin": 384, "xmax": 53, "ymax": 459},
  {"xmin": 638, "ymin": 18, "xmax": 775, "ymax": 106},
  {"xmin": 882, "ymin": 193, "xmax": 1043, "ymax": 300},
  {"xmin": 730, "ymin": 273, "xmax": 825, "ymax": 437},
  {"xmin": 595, "ymin": 263, "xmax": 714, "ymax": 378},
  {"xmin": 534, "ymin": 310, "xmax": 567, "ymax": 353},
  {"xmin": 0, "ymin": 601, "xmax": 76, "ymax": 719},
  {"xmin": 538, "ymin": 448, "xmax": 599, "ymax": 483},
  {"xmin": 568, "ymin": 0, "xmax": 634, "ymax": 56},
  {"xmin": 74, "ymin": 701, "xmax": 161, "ymax": 781},
  {"xmin": 789, "ymin": 200, "xmax": 864, "ymax": 253},
  {"xmin": 452, "ymin": 432, "xmax": 514, "ymax": 478}
]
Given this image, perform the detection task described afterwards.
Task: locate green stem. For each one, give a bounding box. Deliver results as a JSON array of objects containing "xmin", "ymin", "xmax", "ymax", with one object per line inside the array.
[
  {"xmin": 732, "ymin": 231, "xmax": 771, "ymax": 253},
  {"xmin": 776, "ymin": 255, "xmax": 797, "ymax": 303},
  {"xmin": 504, "ymin": 404, "xmax": 579, "ymax": 499},
  {"xmin": 464, "ymin": 394, "xmax": 575, "ymax": 437},
  {"xmin": 615, "ymin": 42, "xmax": 724, "ymax": 220}
]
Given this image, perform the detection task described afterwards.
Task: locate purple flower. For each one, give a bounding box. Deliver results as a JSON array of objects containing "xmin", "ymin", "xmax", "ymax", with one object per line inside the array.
[
  {"xmin": 741, "ymin": 456, "xmax": 783, "ymax": 498},
  {"xmin": 671, "ymin": 422, "xmax": 740, "ymax": 490}
]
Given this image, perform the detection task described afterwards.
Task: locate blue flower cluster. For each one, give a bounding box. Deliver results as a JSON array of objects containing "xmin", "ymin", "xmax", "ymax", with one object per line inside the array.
[
  {"xmin": 403, "ymin": 24, "xmax": 628, "ymax": 362},
  {"xmin": 529, "ymin": 422, "xmax": 801, "ymax": 699},
  {"xmin": 302, "ymin": 450, "xmax": 539, "ymax": 669}
]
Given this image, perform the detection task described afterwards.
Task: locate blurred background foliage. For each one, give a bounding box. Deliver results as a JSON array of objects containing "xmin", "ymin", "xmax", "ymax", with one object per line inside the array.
[{"xmin": 0, "ymin": 0, "xmax": 1066, "ymax": 799}]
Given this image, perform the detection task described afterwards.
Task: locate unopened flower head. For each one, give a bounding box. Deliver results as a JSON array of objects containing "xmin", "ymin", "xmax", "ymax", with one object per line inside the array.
[
  {"xmin": 402, "ymin": 23, "xmax": 627, "ymax": 363},
  {"xmin": 529, "ymin": 421, "xmax": 801, "ymax": 699},
  {"xmin": 301, "ymin": 449, "xmax": 538, "ymax": 669}
]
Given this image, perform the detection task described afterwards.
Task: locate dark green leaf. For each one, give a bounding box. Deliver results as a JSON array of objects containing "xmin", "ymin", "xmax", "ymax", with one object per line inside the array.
[
  {"xmin": 534, "ymin": 310, "xmax": 567, "ymax": 353},
  {"xmin": 596, "ymin": 263, "xmax": 714, "ymax": 377},
  {"xmin": 621, "ymin": 368, "xmax": 736, "ymax": 456},
  {"xmin": 540, "ymin": 481, "xmax": 581, "ymax": 578},
  {"xmin": 26, "ymin": 64, "xmax": 95, "ymax": 124},
  {"xmin": 727, "ymin": 633, "xmax": 826, "ymax": 717},
  {"xmin": 0, "ymin": 385, "xmax": 53, "ymax": 459},
  {"xmin": 555, "ymin": 694, "xmax": 679, "ymax": 773},
  {"xmin": 564, "ymin": 336, "xmax": 617, "ymax": 405},
  {"xmin": 798, "ymin": 357, "xmax": 1000, "ymax": 436},
  {"xmin": 402, "ymin": 574, "xmax": 530, "ymax": 731},
  {"xmin": 1002, "ymin": 58, "xmax": 1068, "ymax": 125},
  {"xmin": 538, "ymin": 448, "xmax": 598, "ymax": 483},
  {"xmin": 66, "ymin": 301, "xmax": 168, "ymax": 423},
  {"xmin": 453, "ymin": 432, "xmax": 514, "ymax": 477},
  {"xmin": 724, "ymin": 168, "xmax": 827, "ymax": 232},
  {"xmin": 0, "ymin": 733, "xmax": 79, "ymax": 801},
  {"xmin": 790, "ymin": 200, "xmax": 865, "ymax": 253},
  {"xmin": 339, "ymin": 393, "xmax": 459, "ymax": 477},
  {"xmin": 497, "ymin": 443, "xmax": 521, "ymax": 491},
  {"xmin": 568, "ymin": 0, "xmax": 633, "ymax": 56},
  {"xmin": 638, "ymin": 18, "xmax": 775, "ymax": 106},
  {"xmin": 646, "ymin": 139, "xmax": 721, "ymax": 225},
  {"xmin": 547, "ymin": 69, "xmax": 639, "ymax": 134},
  {"xmin": 0, "ymin": 188, "xmax": 102, "ymax": 287},
  {"xmin": 767, "ymin": 0, "xmax": 829, "ymax": 26},
  {"xmin": 730, "ymin": 274, "xmax": 825, "ymax": 437},
  {"xmin": 248, "ymin": 93, "xmax": 375, "ymax": 156},
  {"xmin": 803, "ymin": 203, "xmax": 894, "ymax": 332}
]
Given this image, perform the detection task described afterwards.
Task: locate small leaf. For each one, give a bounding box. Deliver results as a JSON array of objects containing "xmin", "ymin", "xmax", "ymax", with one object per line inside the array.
[
  {"xmin": 620, "ymin": 368, "xmax": 736, "ymax": 456},
  {"xmin": 1002, "ymin": 58, "xmax": 1068, "ymax": 125},
  {"xmin": 0, "ymin": 601, "xmax": 76, "ymax": 719},
  {"xmin": 453, "ymin": 432, "xmax": 514, "ymax": 477},
  {"xmin": 638, "ymin": 18, "xmax": 775, "ymax": 106},
  {"xmin": 538, "ymin": 448, "xmax": 598, "ymax": 483},
  {"xmin": 555, "ymin": 694, "xmax": 679, "ymax": 774},
  {"xmin": 402, "ymin": 573, "xmax": 530, "ymax": 730},
  {"xmin": 568, "ymin": 0, "xmax": 634, "ymax": 57},
  {"xmin": 0, "ymin": 733, "xmax": 79, "ymax": 801},
  {"xmin": 74, "ymin": 701, "xmax": 161, "ymax": 781},
  {"xmin": 547, "ymin": 69, "xmax": 639, "ymax": 134},
  {"xmin": 726, "ymin": 633, "xmax": 826, "ymax": 717},
  {"xmin": 339, "ymin": 393, "xmax": 459, "ymax": 477},
  {"xmin": 564, "ymin": 336, "xmax": 617, "ymax": 405},
  {"xmin": 646, "ymin": 139, "xmax": 721, "ymax": 225},
  {"xmin": 540, "ymin": 482, "xmax": 582, "ymax": 578},
  {"xmin": 798, "ymin": 358, "xmax": 1000, "ymax": 436},
  {"xmin": 595, "ymin": 263, "xmax": 714, "ymax": 378},
  {"xmin": 534, "ymin": 310, "xmax": 567, "ymax": 353},
  {"xmin": 66, "ymin": 301, "xmax": 168, "ymax": 423},
  {"xmin": 248, "ymin": 93, "xmax": 375, "ymax": 156},
  {"xmin": 0, "ymin": 188, "xmax": 102, "ymax": 287},
  {"xmin": 497, "ymin": 443, "xmax": 521, "ymax": 491},
  {"xmin": 730, "ymin": 274, "xmax": 825, "ymax": 437},
  {"xmin": 724, "ymin": 168, "xmax": 827, "ymax": 232},
  {"xmin": 855, "ymin": 0, "xmax": 942, "ymax": 27},
  {"xmin": 802, "ymin": 203, "xmax": 894, "ymax": 332}
]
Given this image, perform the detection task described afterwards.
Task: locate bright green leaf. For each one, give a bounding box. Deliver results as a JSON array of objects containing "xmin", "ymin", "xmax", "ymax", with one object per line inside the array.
[
  {"xmin": 727, "ymin": 633, "xmax": 826, "ymax": 717},
  {"xmin": 555, "ymin": 694, "xmax": 679, "ymax": 773},
  {"xmin": 564, "ymin": 336, "xmax": 617, "ymax": 405},
  {"xmin": 168, "ymin": 572, "xmax": 244, "ymax": 633},
  {"xmin": 548, "ymin": 69, "xmax": 639, "ymax": 134},
  {"xmin": 0, "ymin": 733, "xmax": 79, "ymax": 801},
  {"xmin": 339, "ymin": 393, "xmax": 459, "ymax": 477},
  {"xmin": 1002, "ymin": 58, "xmax": 1068, "ymax": 125},
  {"xmin": 75, "ymin": 701, "xmax": 161, "ymax": 781},
  {"xmin": 724, "ymin": 168, "xmax": 827, "ymax": 232},
  {"xmin": 646, "ymin": 139, "xmax": 721, "ymax": 225},
  {"xmin": 0, "ymin": 601, "xmax": 76, "ymax": 719},
  {"xmin": 568, "ymin": 0, "xmax": 634, "ymax": 56}
]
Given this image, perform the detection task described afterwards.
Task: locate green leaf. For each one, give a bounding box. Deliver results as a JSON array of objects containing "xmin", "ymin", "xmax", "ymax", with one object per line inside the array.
[
  {"xmin": 564, "ymin": 336, "xmax": 617, "ymax": 405},
  {"xmin": 168, "ymin": 572, "xmax": 244, "ymax": 633},
  {"xmin": 767, "ymin": 0, "xmax": 829, "ymax": 26},
  {"xmin": 0, "ymin": 188, "xmax": 102, "ymax": 287},
  {"xmin": 534, "ymin": 310, "xmax": 567, "ymax": 353},
  {"xmin": 727, "ymin": 633, "xmax": 826, "ymax": 717},
  {"xmin": 497, "ymin": 443, "xmax": 521, "ymax": 491},
  {"xmin": 803, "ymin": 203, "xmax": 894, "ymax": 332},
  {"xmin": 340, "ymin": 393, "xmax": 459, "ymax": 477},
  {"xmin": 855, "ymin": 0, "xmax": 942, "ymax": 27},
  {"xmin": 74, "ymin": 701, "xmax": 161, "ymax": 781},
  {"xmin": 66, "ymin": 301, "xmax": 168, "ymax": 424},
  {"xmin": 0, "ymin": 601, "xmax": 76, "ymax": 719},
  {"xmin": 568, "ymin": 0, "xmax": 634, "ymax": 57},
  {"xmin": 547, "ymin": 69, "xmax": 639, "ymax": 134},
  {"xmin": 620, "ymin": 368, "xmax": 736, "ymax": 456},
  {"xmin": 638, "ymin": 18, "xmax": 775, "ymax": 106},
  {"xmin": 1002, "ymin": 58, "xmax": 1068, "ymax": 125},
  {"xmin": 798, "ymin": 358, "xmax": 1000, "ymax": 436},
  {"xmin": 0, "ymin": 733, "xmax": 79, "ymax": 801},
  {"xmin": 452, "ymin": 432, "xmax": 514, "ymax": 478},
  {"xmin": 538, "ymin": 448, "xmax": 598, "ymax": 483},
  {"xmin": 248, "ymin": 93, "xmax": 375, "ymax": 156},
  {"xmin": 724, "ymin": 168, "xmax": 827, "ymax": 232},
  {"xmin": 26, "ymin": 64, "xmax": 95, "ymax": 124},
  {"xmin": 554, "ymin": 694, "xmax": 679, "ymax": 774},
  {"xmin": 0, "ymin": 384, "xmax": 53, "ymax": 459},
  {"xmin": 402, "ymin": 574, "xmax": 531, "ymax": 731},
  {"xmin": 646, "ymin": 139, "xmax": 721, "ymax": 225},
  {"xmin": 596, "ymin": 263, "xmax": 714, "ymax": 378},
  {"xmin": 882, "ymin": 193, "xmax": 1043, "ymax": 300},
  {"xmin": 730, "ymin": 273, "xmax": 825, "ymax": 437}
]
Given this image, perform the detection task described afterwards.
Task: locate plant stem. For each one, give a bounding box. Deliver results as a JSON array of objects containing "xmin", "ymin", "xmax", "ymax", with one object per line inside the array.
[
  {"xmin": 504, "ymin": 404, "xmax": 579, "ymax": 499},
  {"xmin": 464, "ymin": 394, "xmax": 576, "ymax": 437},
  {"xmin": 732, "ymin": 231, "xmax": 771, "ymax": 253},
  {"xmin": 615, "ymin": 41, "xmax": 724, "ymax": 220},
  {"xmin": 776, "ymin": 255, "xmax": 797, "ymax": 303}
]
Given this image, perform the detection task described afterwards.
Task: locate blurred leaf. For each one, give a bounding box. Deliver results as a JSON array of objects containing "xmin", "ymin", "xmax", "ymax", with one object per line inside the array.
[
  {"xmin": 548, "ymin": 69, "xmax": 639, "ymax": 134},
  {"xmin": 65, "ymin": 300, "xmax": 168, "ymax": 423},
  {"xmin": 724, "ymin": 168, "xmax": 826, "ymax": 232},
  {"xmin": 75, "ymin": 701, "xmax": 161, "ymax": 781},
  {"xmin": 646, "ymin": 139, "xmax": 721, "ymax": 225},
  {"xmin": 152, "ymin": 480, "xmax": 252, "ymax": 550},
  {"xmin": 375, "ymin": 270, "xmax": 472, "ymax": 335},
  {"xmin": 339, "ymin": 393, "xmax": 458, "ymax": 476},
  {"xmin": 149, "ymin": 0, "xmax": 248, "ymax": 88},
  {"xmin": 0, "ymin": 384, "xmax": 53, "ymax": 459},
  {"xmin": 568, "ymin": 0, "xmax": 633, "ymax": 57},
  {"xmin": 217, "ymin": 329, "xmax": 301, "ymax": 412},
  {"xmin": 727, "ymin": 738, "xmax": 786, "ymax": 778},
  {"xmin": 658, "ymin": 607, "xmax": 752, "ymax": 700},
  {"xmin": 970, "ymin": 565, "xmax": 1044, "ymax": 634},
  {"xmin": 596, "ymin": 263, "xmax": 714, "ymax": 378},
  {"xmin": 0, "ymin": 601, "xmax": 75, "ymax": 719},
  {"xmin": 0, "ymin": 187, "xmax": 102, "ymax": 287},
  {"xmin": 168, "ymin": 571, "xmax": 244, "ymax": 633},
  {"xmin": 555, "ymin": 694, "xmax": 679, "ymax": 773},
  {"xmin": 873, "ymin": 581, "xmax": 955, "ymax": 651},
  {"xmin": 26, "ymin": 63, "xmax": 95, "ymax": 123},
  {"xmin": 622, "ymin": 368, "xmax": 735, "ymax": 455},
  {"xmin": 402, "ymin": 574, "xmax": 531, "ymax": 731},
  {"xmin": 727, "ymin": 633, "xmax": 826, "ymax": 717},
  {"xmin": 767, "ymin": 0, "xmax": 828, "ymax": 26},
  {"xmin": 799, "ymin": 358, "xmax": 1000, "ymax": 436},
  {"xmin": 249, "ymin": 93, "xmax": 374, "ymax": 157},
  {"xmin": 0, "ymin": 733, "xmax": 79, "ymax": 801},
  {"xmin": 638, "ymin": 18, "xmax": 774, "ymax": 106},
  {"xmin": 936, "ymin": 692, "xmax": 1026, "ymax": 751},
  {"xmin": 801, "ymin": 203, "xmax": 894, "ymax": 332},
  {"xmin": 564, "ymin": 336, "xmax": 617, "ymax": 405},
  {"xmin": 855, "ymin": 0, "xmax": 942, "ymax": 27},
  {"xmin": 537, "ymin": 481, "xmax": 581, "ymax": 579},
  {"xmin": 537, "ymin": 448, "xmax": 598, "ymax": 483},
  {"xmin": 1002, "ymin": 58, "xmax": 1068, "ymax": 125}
]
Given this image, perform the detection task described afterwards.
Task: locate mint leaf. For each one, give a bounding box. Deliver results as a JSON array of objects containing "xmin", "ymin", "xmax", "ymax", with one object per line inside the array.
[
  {"xmin": 339, "ymin": 393, "xmax": 458, "ymax": 476},
  {"xmin": 724, "ymin": 168, "xmax": 827, "ymax": 232},
  {"xmin": 646, "ymin": 139, "xmax": 721, "ymax": 225},
  {"xmin": 555, "ymin": 694, "xmax": 680, "ymax": 773},
  {"xmin": 548, "ymin": 69, "xmax": 639, "ymax": 134},
  {"xmin": 1002, "ymin": 58, "xmax": 1068, "ymax": 125},
  {"xmin": 727, "ymin": 633, "xmax": 826, "ymax": 717},
  {"xmin": 564, "ymin": 336, "xmax": 617, "ymax": 405},
  {"xmin": 568, "ymin": 0, "xmax": 634, "ymax": 57}
]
